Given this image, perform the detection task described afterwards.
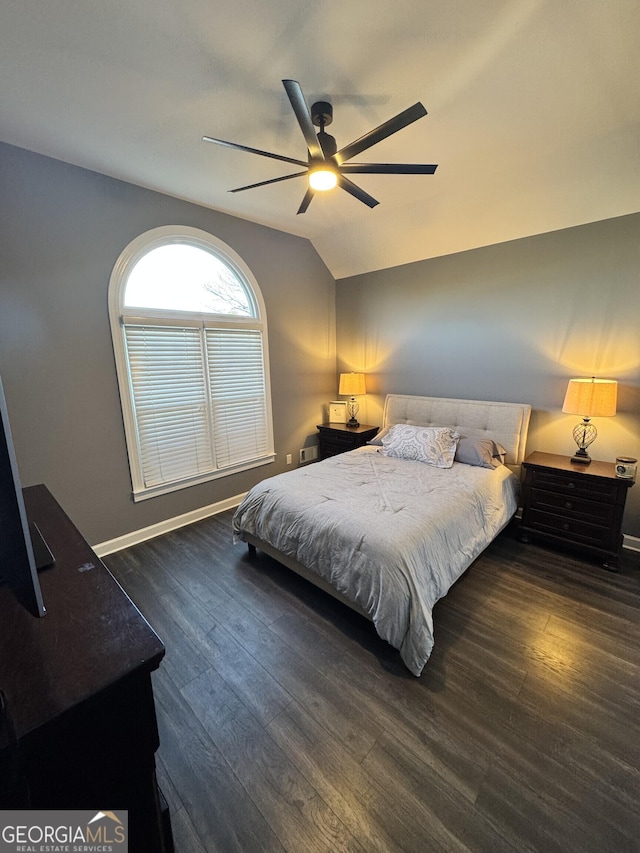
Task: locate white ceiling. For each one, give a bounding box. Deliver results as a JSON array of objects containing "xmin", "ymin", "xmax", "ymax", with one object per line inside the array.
[{"xmin": 1, "ymin": 0, "xmax": 639, "ymax": 279}]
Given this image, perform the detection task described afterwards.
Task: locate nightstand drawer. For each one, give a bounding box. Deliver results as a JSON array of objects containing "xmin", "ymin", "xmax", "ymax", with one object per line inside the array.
[
  {"xmin": 325, "ymin": 431, "xmax": 360, "ymax": 449},
  {"xmin": 529, "ymin": 487, "xmax": 616, "ymax": 526},
  {"xmin": 525, "ymin": 508, "xmax": 613, "ymax": 549},
  {"xmin": 528, "ymin": 468, "xmax": 619, "ymax": 502}
]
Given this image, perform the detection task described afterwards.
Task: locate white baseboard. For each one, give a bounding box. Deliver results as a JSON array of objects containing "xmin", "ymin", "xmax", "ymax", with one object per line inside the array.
[{"xmin": 93, "ymin": 493, "xmax": 247, "ymax": 557}]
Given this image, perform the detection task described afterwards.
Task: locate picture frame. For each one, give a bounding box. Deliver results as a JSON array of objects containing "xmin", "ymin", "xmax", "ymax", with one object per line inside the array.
[{"xmin": 328, "ymin": 401, "xmax": 347, "ymax": 423}]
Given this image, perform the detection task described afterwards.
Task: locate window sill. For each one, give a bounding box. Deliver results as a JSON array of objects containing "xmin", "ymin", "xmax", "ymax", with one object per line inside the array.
[{"xmin": 132, "ymin": 453, "xmax": 276, "ymax": 502}]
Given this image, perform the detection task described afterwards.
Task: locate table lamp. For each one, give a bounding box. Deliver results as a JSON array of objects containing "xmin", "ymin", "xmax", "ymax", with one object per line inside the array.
[
  {"xmin": 562, "ymin": 377, "xmax": 617, "ymax": 464},
  {"xmin": 339, "ymin": 373, "xmax": 366, "ymax": 428}
]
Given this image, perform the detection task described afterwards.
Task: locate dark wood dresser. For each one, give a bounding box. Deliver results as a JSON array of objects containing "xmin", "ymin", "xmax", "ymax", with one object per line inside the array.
[
  {"xmin": 0, "ymin": 485, "xmax": 173, "ymax": 851},
  {"xmin": 317, "ymin": 423, "xmax": 379, "ymax": 460},
  {"xmin": 519, "ymin": 451, "xmax": 634, "ymax": 570}
]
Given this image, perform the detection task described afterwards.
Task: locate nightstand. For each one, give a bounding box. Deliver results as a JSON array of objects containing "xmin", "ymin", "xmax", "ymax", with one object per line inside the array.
[
  {"xmin": 519, "ymin": 451, "xmax": 634, "ymax": 570},
  {"xmin": 317, "ymin": 423, "xmax": 379, "ymax": 460}
]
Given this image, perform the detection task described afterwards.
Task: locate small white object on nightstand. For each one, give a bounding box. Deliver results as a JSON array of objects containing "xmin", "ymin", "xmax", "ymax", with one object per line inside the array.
[{"xmin": 329, "ymin": 401, "xmax": 347, "ymax": 423}]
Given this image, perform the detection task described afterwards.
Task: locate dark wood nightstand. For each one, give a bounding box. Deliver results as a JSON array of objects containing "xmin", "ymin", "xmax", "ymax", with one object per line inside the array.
[
  {"xmin": 519, "ymin": 451, "xmax": 634, "ymax": 570},
  {"xmin": 317, "ymin": 423, "xmax": 379, "ymax": 460}
]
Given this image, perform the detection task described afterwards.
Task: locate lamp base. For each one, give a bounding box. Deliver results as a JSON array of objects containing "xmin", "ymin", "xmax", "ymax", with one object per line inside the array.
[
  {"xmin": 570, "ymin": 418, "xmax": 596, "ymax": 465},
  {"xmin": 346, "ymin": 397, "xmax": 360, "ymax": 428}
]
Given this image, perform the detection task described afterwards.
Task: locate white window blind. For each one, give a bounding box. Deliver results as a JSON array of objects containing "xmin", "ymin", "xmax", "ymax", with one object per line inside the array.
[
  {"xmin": 206, "ymin": 328, "xmax": 269, "ymax": 467},
  {"xmin": 125, "ymin": 325, "xmax": 213, "ymax": 487},
  {"xmin": 124, "ymin": 323, "xmax": 270, "ymax": 489}
]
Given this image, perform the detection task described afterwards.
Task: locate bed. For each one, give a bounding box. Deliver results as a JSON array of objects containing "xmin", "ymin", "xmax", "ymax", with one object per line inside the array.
[{"xmin": 233, "ymin": 394, "xmax": 531, "ymax": 675}]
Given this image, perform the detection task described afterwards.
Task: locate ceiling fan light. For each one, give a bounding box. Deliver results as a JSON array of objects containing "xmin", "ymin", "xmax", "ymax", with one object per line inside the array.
[{"xmin": 309, "ymin": 166, "xmax": 338, "ymax": 191}]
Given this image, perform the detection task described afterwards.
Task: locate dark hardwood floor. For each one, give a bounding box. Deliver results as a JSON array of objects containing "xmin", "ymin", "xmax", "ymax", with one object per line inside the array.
[{"xmin": 104, "ymin": 513, "xmax": 640, "ymax": 853}]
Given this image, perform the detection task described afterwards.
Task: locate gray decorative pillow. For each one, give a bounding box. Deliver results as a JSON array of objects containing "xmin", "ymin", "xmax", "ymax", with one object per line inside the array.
[
  {"xmin": 455, "ymin": 436, "xmax": 507, "ymax": 468},
  {"xmin": 382, "ymin": 424, "xmax": 460, "ymax": 468}
]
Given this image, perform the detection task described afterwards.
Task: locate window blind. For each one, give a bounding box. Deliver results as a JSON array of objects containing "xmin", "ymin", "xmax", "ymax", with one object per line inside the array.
[
  {"xmin": 124, "ymin": 323, "xmax": 270, "ymax": 488},
  {"xmin": 206, "ymin": 328, "xmax": 270, "ymax": 468},
  {"xmin": 124, "ymin": 325, "xmax": 213, "ymax": 487}
]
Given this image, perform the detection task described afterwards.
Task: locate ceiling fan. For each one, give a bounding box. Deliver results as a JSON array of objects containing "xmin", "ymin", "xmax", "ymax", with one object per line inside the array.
[{"xmin": 203, "ymin": 79, "xmax": 438, "ymax": 214}]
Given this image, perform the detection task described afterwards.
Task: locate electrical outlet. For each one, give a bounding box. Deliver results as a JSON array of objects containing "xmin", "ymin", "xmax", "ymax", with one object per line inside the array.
[{"xmin": 286, "ymin": 453, "xmax": 292, "ymax": 465}]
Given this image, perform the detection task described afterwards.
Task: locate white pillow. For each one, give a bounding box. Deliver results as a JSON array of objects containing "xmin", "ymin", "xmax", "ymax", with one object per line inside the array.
[{"xmin": 382, "ymin": 424, "xmax": 460, "ymax": 468}]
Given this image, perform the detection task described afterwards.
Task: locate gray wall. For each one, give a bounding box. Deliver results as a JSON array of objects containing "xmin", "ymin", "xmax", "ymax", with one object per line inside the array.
[
  {"xmin": 337, "ymin": 213, "xmax": 640, "ymax": 538},
  {"xmin": 0, "ymin": 142, "xmax": 336, "ymax": 544},
  {"xmin": 3, "ymin": 139, "xmax": 638, "ymax": 545}
]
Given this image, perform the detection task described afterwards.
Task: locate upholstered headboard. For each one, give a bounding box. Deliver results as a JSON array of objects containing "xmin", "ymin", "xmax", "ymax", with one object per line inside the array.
[{"xmin": 382, "ymin": 394, "xmax": 532, "ymax": 466}]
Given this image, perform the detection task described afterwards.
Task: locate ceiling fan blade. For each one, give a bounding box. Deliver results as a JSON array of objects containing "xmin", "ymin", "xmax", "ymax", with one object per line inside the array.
[
  {"xmin": 338, "ymin": 175, "xmax": 379, "ymax": 208},
  {"xmin": 336, "ymin": 102, "xmax": 428, "ymax": 164},
  {"xmin": 229, "ymin": 171, "xmax": 308, "ymax": 193},
  {"xmin": 297, "ymin": 187, "xmax": 315, "ymax": 214},
  {"xmin": 203, "ymin": 136, "xmax": 307, "ymax": 167},
  {"xmin": 340, "ymin": 162, "xmax": 438, "ymax": 175},
  {"xmin": 282, "ymin": 80, "xmax": 324, "ymax": 160}
]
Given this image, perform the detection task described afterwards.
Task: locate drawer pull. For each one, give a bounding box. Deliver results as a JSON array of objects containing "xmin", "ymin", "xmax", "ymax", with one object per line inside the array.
[
  {"xmin": 562, "ymin": 522, "xmax": 570, "ymax": 530},
  {"xmin": 567, "ymin": 482, "xmax": 575, "ymax": 489},
  {"xmin": 565, "ymin": 501, "xmax": 573, "ymax": 509}
]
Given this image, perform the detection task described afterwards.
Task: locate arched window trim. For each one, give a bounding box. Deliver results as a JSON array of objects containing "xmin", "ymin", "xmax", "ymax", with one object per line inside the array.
[
  {"xmin": 111, "ymin": 225, "xmax": 262, "ymax": 320},
  {"xmin": 109, "ymin": 225, "xmax": 275, "ymax": 502}
]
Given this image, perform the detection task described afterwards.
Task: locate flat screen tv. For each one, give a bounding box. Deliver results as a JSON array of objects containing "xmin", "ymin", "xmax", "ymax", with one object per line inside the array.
[{"xmin": 0, "ymin": 376, "xmax": 51, "ymax": 616}]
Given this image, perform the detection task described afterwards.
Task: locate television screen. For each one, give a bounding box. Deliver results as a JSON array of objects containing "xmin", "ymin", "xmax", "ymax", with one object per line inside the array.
[{"xmin": 0, "ymin": 376, "xmax": 47, "ymax": 616}]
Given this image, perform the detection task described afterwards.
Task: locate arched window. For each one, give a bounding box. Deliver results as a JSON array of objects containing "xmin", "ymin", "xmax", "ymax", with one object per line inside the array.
[{"xmin": 109, "ymin": 226, "xmax": 274, "ymax": 501}]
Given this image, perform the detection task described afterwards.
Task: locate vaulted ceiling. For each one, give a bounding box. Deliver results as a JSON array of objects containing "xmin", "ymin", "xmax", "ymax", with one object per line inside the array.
[{"xmin": 1, "ymin": 1, "xmax": 638, "ymax": 278}]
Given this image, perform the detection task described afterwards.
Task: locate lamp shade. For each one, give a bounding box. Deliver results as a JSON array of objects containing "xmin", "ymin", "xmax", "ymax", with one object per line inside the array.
[
  {"xmin": 562, "ymin": 377, "xmax": 617, "ymax": 418},
  {"xmin": 339, "ymin": 373, "xmax": 366, "ymax": 397}
]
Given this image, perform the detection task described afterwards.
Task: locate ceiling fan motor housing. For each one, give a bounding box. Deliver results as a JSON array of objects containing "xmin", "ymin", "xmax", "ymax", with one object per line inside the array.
[{"xmin": 311, "ymin": 101, "xmax": 333, "ymax": 127}]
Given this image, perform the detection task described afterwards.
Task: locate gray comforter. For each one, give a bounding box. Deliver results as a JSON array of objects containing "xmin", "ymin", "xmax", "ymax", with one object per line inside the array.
[{"xmin": 233, "ymin": 446, "xmax": 519, "ymax": 675}]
